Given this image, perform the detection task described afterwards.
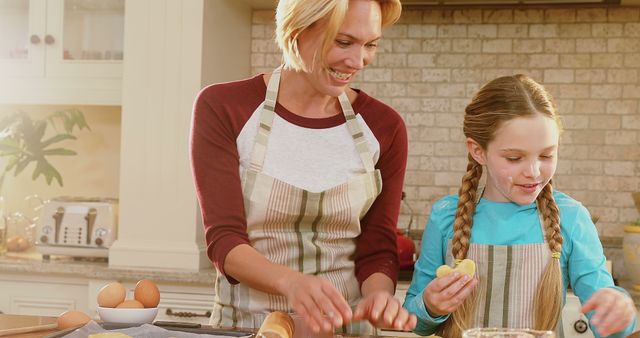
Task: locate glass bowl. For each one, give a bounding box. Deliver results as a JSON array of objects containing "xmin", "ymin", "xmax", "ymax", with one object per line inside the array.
[{"xmin": 463, "ymin": 328, "xmax": 555, "ymax": 338}]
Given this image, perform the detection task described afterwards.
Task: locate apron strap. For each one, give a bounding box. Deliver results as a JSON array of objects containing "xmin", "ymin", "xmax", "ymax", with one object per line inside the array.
[
  {"xmin": 249, "ymin": 66, "xmax": 376, "ymax": 173},
  {"xmin": 248, "ymin": 67, "xmax": 281, "ymax": 171},
  {"xmin": 339, "ymin": 93, "xmax": 375, "ymax": 172}
]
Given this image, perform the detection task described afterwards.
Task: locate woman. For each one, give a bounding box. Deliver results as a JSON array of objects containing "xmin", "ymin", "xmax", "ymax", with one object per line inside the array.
[{"xmin": 190, "ymin": 0, "xmax": 416, "ymax": 334}]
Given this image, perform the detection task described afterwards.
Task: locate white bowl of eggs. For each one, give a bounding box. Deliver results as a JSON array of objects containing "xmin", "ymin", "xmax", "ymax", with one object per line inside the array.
[{"xmin": 96, "ymin": 279, "xmax": 161, "ymax": 324}]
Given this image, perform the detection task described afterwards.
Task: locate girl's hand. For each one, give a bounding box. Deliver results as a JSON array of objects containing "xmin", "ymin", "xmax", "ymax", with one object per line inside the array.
[
  {"xmin": 353, "ymin": 290, "xmax": 417, "ymax": 331},
  {"xmin": 423, "ymin": 272, "xmax": 478, "ymax": 317},
  {"xmin": 581, "ymin": 288, "xmax": 636, "ymax": 337},
  {"xmin": 277, "ymin": 272, "xmax": 352, "ymax": 334}
]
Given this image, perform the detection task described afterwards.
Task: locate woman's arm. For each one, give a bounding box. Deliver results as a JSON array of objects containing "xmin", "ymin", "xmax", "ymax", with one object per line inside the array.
[
  {"xmin": 354, "ymin": 111, "xmax": 408, "ymax": 287},
  {"xmin": 353, "ymin": 272, "xmax": 416, "ymax": 330},
  {"xmin": 190, "ymin": 84, "xmax": 252, "ymax": 283}
]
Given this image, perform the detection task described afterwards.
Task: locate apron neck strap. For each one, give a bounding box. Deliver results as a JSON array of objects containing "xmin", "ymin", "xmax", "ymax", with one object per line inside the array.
[{"xmin": 248, "ymin": 66, "xmax": 375, "ymax": 172}]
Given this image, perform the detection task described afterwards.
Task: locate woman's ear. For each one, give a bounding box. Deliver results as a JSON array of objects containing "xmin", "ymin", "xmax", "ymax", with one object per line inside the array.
[{"xmin": 466, "ymin": 138, "xmax": 487, "ymax": 165}]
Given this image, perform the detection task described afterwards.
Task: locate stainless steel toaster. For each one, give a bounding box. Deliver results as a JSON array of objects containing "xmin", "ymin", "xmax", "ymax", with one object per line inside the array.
[{"xmin": 35, "ymin": 197, "xmax": 118, "ymax": 259}]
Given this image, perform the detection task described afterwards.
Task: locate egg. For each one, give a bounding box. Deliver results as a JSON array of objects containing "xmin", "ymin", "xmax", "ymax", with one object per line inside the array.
[
  {"xmin": 134, "ymin": 279, "xmax": 160, "ymax": 308},
  {"xmin": 97, "ymin": 282, "xmax": 126, "ymax": 308},
  {"xmin": 116, "ymin": 299, "xmax": 144, "ymax": 308},
  {"xmin": 57, "ymin": 310, "xmax": 91, "ymax": 330},
  {"xmin": 6, "ymin": 236, "xmax": 20, "ymax": 252}
]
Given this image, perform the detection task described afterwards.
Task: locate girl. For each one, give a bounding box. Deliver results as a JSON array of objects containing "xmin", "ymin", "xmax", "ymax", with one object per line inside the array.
[{"xmin": 403, "ymin": 74, "xmax": 637, "ymax": 337}]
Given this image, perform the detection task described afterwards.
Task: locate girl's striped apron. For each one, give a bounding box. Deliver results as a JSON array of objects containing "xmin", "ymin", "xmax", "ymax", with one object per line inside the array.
[
  {"xmin": 210, "ymin": 66, "xmax": 382, "ymax": 334},
  {"xmin": 445, "ymin": 198, "xmax": 562, "ymax": 336}
]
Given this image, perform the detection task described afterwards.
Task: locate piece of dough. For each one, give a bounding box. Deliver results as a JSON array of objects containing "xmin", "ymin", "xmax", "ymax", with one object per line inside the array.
[
  {"xmin": 436, "ymin": 259, "xmax": 476, "ymax": 278},
  {"xmin": 256, "ymin": 311, "xmax": 294, "ymax": 338}
]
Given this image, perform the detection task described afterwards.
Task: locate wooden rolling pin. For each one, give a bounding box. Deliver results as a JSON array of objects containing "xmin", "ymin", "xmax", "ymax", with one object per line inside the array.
[{"xmin": 256, "ymin": 311, "xmax": 294, "ymax": 338}]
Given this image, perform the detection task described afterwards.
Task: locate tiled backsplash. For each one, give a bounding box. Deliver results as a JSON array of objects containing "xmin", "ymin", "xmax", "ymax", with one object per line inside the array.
[{"xmin": 250, "ymin": 6, "xmax": 640, "ymax": 239}]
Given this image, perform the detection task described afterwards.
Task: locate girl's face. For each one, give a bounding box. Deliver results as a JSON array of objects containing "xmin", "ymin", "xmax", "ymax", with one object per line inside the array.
[
  {"xmin": 296, "ymin": 0, "xmax": 382, "ymax": 97},
  {"xmin": 468, "ymin": 114, "xmax": 560, "ymax": 206}
]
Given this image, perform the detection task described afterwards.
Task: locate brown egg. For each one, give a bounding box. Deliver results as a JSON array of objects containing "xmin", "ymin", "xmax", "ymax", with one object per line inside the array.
[
  {"xmin": 15, "ymin": 236, "xmax": 30, "ymax": 251},
  {"xmin": 134, "ymin": 279, "xmax": 160, "ymax": 308},
  {"xmin": 6, "ymin": 236, "xmax": 20, "ymax": 252},
  {"xmin": 57, "ymin": 310, "xmax": 91, "ymax": 330},
  {"xmin": 97, "ymin": 282, "xmax": 126, "ymax": 308},
  {"xmin": 116, "ymin": 299, "xmax": 144, "ymax": 308}
]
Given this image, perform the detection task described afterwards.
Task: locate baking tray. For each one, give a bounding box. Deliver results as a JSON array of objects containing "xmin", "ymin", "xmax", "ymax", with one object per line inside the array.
[{"xmin": 43, "ymin": 322, "xmax": 255, "ymax": 338}]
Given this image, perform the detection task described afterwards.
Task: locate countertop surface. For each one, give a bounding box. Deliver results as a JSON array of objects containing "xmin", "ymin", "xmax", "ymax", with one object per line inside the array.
[
  {"xmin": 0, "ymin": 251, "xmax": 217, "ymax": 285},
  {"xmin": 0, "ymin": 252, "xmax": 637, "ymax": 304}
]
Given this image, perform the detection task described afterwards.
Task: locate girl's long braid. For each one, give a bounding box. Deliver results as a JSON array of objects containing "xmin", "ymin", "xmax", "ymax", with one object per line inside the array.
[
  {"xmin": 436, "ymin": 155, "xmax": 483, "ymax": 337},
  {"xmin": 533, "ymin": 181, "xmax": 564, "ymax": 330},
  {"xmin": 451, "ymin": 155, "xmax": 483, "ymax": 259}
]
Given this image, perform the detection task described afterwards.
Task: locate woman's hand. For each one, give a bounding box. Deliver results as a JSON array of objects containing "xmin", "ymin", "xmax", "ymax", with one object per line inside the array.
[
  {"xmin": 581, "ymin": 288, "xmax": 636, "ymax": 337},
  {"xmin": 353, "ymin": 290, "xmax": 417, "ymax": 331},
  {"xmin": 276, "ymin": 271, "xmax": 352, "ymax": 334},
  {"xmin": 423, "ymin": 272, "xmax": 478, "ymax": 317}
]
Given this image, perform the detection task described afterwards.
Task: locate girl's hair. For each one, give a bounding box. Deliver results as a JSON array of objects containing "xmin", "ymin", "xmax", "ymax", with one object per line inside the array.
[
  {"xmin": 275, "ymin": 0, "xmax": 401, "ymax": 72},
  {"xmin": 438, "ymin": 74, "xmax": 564, "ymax": 337}
]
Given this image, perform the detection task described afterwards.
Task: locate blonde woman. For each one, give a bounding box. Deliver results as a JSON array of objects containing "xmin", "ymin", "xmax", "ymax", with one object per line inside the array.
[
  {"xmin": 403, "ymin": 75, "xmax": 637, "ymax": 337},
  {"xmin": 190, "ymin": 0, "xmax": 416, "ymax": 335}
]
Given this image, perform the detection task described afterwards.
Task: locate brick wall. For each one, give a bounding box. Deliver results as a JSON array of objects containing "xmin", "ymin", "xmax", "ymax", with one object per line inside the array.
[{"xmin": 250, "ymin": 6, "xmax": 640, "ymax": 237}]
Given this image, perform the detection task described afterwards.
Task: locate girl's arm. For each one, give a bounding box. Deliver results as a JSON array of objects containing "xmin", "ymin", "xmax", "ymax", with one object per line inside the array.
[
  {"xmin": 403, "ymin": 198, "xmax": 456, "ymax": 335},
  {"xmin": 565, "ymin": 204, "xmax": 637, "ymax": 337}
]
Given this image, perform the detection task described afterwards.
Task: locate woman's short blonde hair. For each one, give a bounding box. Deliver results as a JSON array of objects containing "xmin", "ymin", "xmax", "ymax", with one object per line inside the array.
[{"xmin": 275, "ymin": 0, "xmax": 401, "ymax": 72}]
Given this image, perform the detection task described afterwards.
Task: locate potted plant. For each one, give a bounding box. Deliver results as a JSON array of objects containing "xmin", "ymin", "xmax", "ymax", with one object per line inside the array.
[
  {"xmin": 623, "ymin": 192, "xmax": 640, "ymax": 290},
  {"xmin": 0, "ymin": 108, "xmax": 90, "ymax": 252},
  {"xmin": 0, "ymin": 108, "xmax": 90, "ymax": 190}
]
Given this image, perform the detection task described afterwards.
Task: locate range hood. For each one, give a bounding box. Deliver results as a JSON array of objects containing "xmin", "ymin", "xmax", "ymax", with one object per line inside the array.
[{"xmin": 402, "ymin": 0, "xmax": 640, "ymax": 5}]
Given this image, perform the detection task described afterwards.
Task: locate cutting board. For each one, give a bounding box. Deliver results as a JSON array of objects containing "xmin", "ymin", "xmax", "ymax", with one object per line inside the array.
[{"xmin": 0, "ymin": 314, "xmax": 58, "ymax": 336}]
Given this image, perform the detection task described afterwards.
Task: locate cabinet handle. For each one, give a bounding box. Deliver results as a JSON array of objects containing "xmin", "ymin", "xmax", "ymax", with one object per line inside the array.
[
  {"xmin": 165, "ymin": 308, "xmax": 211, "ymax": 318},
  {"xmin": 30, "ymin": 35, "xmax": 41, "ymax": 44},
  {"xmin": 45, "ymin": 35, "xmax": 55, "ymax": 45}
]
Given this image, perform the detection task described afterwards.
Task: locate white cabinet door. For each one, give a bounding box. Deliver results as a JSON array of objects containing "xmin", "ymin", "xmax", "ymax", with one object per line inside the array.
[
  {"xmin": 0, "ymin": 0, "xmax": 46, "ymax": 78},
  {"xmin": 44, "ymin": 0, "xmax": 124, "ymax": 78},
  {"xmin": 0, "ymin": 274, "xmax": 90, "ymax": 317},
  {"xmin": 0, "ymin": 0, "xmax": 124, "ymax": 105}
]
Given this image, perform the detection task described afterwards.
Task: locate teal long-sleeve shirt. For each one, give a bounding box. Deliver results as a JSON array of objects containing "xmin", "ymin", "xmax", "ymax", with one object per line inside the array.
[{"xmin": 403, "ymin": 191, "xmax": 637, "ymax": 337}]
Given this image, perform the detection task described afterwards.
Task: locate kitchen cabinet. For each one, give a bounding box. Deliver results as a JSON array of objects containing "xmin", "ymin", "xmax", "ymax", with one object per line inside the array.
[
  {"xmin": 0, "ymin": 0, "xmax": 124, "ymax": 105},
  {"xmin": 149, "ymin": 283, "xmax": 215, "ymax": 325},
  {"xmin": 0, "ymin": 273, "xmax": 89, "ymax": 317},
  {"xmin": 0, "ymin": 273, "xmax": 215, "ymax": 325}
]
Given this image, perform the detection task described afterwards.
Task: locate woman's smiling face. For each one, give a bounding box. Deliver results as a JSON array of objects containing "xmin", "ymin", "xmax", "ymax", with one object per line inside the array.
[
  {"xmin": 295, "ymin": 0, "xmax": 382, "ymax": 97},
  {"xmin": 468, "ymin": 113, "xmax": 560, "ymax": 205}
]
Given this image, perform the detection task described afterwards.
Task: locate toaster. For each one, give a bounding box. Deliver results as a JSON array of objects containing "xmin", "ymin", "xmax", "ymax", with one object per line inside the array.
[{"xmin": 35, "ymin": 197, "xmax": 118, "ymax": 259}]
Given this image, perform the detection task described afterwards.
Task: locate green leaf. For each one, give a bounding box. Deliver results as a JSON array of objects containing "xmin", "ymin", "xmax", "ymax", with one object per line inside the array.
[
  {"xmin": 5, "ymin": 157, "xmax": 19, "ymax": 172},
  {"xmin": 14, "ymin": 158, "xmax": 31, "ymax": 176},
  {"xmin": 42, "ymin": 148, "xmax": 76, "ymax": 156},
  {"xmin": 32, "ymin": 159, "xmax": 62, "ymax": 185},
  {"xmin": 1, "ymin": 109, "xmax": 89, "ymax": 186},
  {"xmin": 41, "ymin": 134, "xmax": 76, "ymax": 148}
]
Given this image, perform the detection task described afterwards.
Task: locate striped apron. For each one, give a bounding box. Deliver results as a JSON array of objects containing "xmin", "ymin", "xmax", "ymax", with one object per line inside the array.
[
  {"xmin": 211, "ymin": 66, "xmax": 382, "ymax": 334},
  {"xmin": 445, "ymin": 202, "xmax": 562, "ymax": 335}
]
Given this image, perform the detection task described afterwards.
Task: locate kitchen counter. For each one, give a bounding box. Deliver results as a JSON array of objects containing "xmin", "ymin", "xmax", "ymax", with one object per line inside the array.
[
  {"xmin": 0, "ymin": 251, "xmax": 217, "ymax": 286},
  {"xmin": 0, "ymin": 252, "xmax": 637, "ymax": 301}
]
